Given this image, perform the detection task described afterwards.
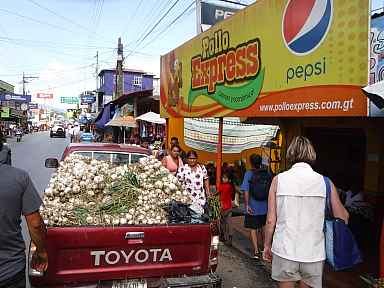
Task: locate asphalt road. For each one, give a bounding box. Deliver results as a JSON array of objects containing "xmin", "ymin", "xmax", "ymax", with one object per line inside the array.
[
  {"xmin": 8, "ymin": 131, "xmax": 69, "ymax": 196},
  {"xmin": 6, "ymin": 132, "xmax": 274, "ymax": 288}
]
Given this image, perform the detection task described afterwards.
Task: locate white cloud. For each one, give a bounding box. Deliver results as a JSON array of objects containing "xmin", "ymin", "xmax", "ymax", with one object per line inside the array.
[
  {"xmin": 27, "ymin": 60, "xmax": 95, "ymax": 110},
  {"xmin": 124, "ymin": 55, "xmax": 160, "ymax": 77}
]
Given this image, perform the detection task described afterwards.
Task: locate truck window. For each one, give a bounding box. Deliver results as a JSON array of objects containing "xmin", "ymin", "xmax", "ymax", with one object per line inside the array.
[
  {"xmin": 111, "ymin": 153, "xmax": 130, "ymax": 165},
  {"xmin": 93, "ymin": 152, "xmax": 112, "ymax": 162},
  {"xmin": 131, "ymin": 153, "xmax": 147, "ymax": 163},
  {"xmin": 72, "ymin": 151, "xmax": 92, "ymax": 158}
]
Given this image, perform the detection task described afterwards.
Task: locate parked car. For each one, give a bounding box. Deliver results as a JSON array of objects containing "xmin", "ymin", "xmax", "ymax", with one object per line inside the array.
[
  {"xmin": 29, "ymin": 143, "xmax": 221, "ymax": 287},
  {"xmin": 50, "ymin": 125, "xmax": 66, "ymax": 138}
]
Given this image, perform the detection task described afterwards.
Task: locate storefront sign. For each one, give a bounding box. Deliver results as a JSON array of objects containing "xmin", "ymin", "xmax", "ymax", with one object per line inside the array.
[
  {"xmin": 0, "ymin": 93, "xmax": 31, "ymax": 103},
  {"xmin": 36, "ymin": 93, "xmax": 53, "ymax": 99},
  {"xmin": 370, "ymin": 13, "xmax": 384, "ymax": 85},
  {"xmin": 80, "ymin": 95, "xmax": 96, "ymax": 105},
  {"xmin": 369, "ymin": 12, "xmax": 384, "ymax": 117},
  {"xmin": 201, "ymin": 2, "xmax": 239, "ymax": 26},
  {"xmin": 60, "ymin": 97, "xmax": 79, "ymax": 105},
  {"xmin": 29, "ymin": 103, "xmax": 39, "ymax": 110},
  {"xmin": 161, "ymin": 0, "xmax": 370, "ymax": 118},
  {"xmin": 0, "ymin": 107, "xmax": 10, "ymax": 118}
]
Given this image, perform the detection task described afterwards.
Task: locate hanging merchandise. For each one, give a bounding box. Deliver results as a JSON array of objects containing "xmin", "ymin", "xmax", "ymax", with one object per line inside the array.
[{"xmin": 184, "ymin": 117, "xmax": 279, "ymax": 153}]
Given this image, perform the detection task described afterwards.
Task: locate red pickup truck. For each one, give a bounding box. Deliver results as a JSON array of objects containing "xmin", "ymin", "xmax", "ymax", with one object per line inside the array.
[{"xmin": 29, "ymin": 143, "xmax": 221, "ymax": 288}]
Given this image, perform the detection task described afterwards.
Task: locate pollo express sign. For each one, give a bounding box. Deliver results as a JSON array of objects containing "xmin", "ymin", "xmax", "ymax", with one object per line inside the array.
[{"xmin": 160, "ymin": 0, "xmax": 370, "ymax": 118}]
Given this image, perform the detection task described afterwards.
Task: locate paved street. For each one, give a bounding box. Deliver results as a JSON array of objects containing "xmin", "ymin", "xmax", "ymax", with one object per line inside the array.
[
  {"xmin": 8, "ymin": 131, "xmax": 69, "ymax": 196},
  {"xmin": 7, "ymin": 132, "xmax": 275, "ymax": 288}
]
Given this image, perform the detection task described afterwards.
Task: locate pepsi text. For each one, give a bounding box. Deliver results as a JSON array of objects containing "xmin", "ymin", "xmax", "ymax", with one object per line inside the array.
[{"xmin": 286, "ymin": 57, "xmax": 326, "ymax": 83}]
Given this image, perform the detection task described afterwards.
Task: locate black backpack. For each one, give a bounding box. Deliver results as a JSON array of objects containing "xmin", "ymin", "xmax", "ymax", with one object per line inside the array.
[{"xmin": 248, "ymin": 169, "xmax": 272, "ymax": 201}]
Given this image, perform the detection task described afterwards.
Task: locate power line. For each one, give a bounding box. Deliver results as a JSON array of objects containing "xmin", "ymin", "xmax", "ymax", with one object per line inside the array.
[
  {"xmin": 0, "ymin": 39, "xmax": 108, "ymax": 59},
  {"xmin": 128, "ymin": 0, "xmax": 182, "ymax": 56},
  {"xmin": 216, "ymin": 0, "xmax": 248, "ymax": 7},
  {"xmin": 139, "ymin": 2, "xmax": 195, "ymax": 51},
  {"xmin": 0, "ymin": 56, "xmax": 116, "ymax": 78},
  {"xmin": 0, "ymin": 8, "xmax": 80, "ymax": 34},
  {"xmin": 125, "ymin": 0, "xmax": 173, "ymax": 48},
  {"xmin": 25, "ymin": 0, "xmax": 98, "ymax": 35},
  {"xmin": 35, "ymin": 77, "xmax": 95, "ymax": 91},
  {"xmin": 0, "ymin": 36, "xmax": 115, "ymax": 50},
  {"xmin": 135, "ymin": 0, "xmax": 182, "ymax": 47},
  {"xmin": 122, "ymin": 0, "xmax": 145, "ymax": 34},
  {"xmin": 93, "ymin": 0, "xmax": 105, "ymax": 33}
]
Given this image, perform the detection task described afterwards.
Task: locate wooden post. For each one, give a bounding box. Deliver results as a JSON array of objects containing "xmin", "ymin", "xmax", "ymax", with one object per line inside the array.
[
  {"xmin": 165, "ymin": 118, "xmax": 169, "ymax": 149},
  {"xmin": 216, "ymin": 117, "xmax": 223, "ymax": 191},
  {"xmin": 380, "ymin": 219, "xmax": 384, "ymax": 279}
]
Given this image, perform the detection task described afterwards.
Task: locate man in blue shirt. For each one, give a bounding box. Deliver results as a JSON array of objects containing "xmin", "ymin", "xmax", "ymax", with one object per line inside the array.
[{"xmin": 241, "ymin": 154, "xmax": 271, "ymax": 259}]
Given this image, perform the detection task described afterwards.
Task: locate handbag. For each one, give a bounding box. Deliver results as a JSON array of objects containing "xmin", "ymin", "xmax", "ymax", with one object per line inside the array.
[{"xmin": 323, "ymin": 176, "xmax": 362, "ymax": 271}]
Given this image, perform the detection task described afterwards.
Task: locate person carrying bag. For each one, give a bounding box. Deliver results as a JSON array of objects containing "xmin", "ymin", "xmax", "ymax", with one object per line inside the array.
[{"xmin": 323, "ymin": 176, "xmax": 362, "ymax": 271}]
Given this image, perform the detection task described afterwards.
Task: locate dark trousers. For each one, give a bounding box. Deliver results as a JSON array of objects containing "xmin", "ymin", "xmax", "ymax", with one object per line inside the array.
[{"xmin": 0, "ymin": 269, "xmax": 25, "ymax": 288}]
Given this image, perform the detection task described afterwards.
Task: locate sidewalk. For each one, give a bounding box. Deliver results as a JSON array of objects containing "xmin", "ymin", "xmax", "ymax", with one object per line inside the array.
[
  {"xmin": 227, "ymin": 215, "xmax": 370, "ymax": 288},
  {"xmin": 228, "ymin": 215, "xmax": 272, "ymax": 273}
]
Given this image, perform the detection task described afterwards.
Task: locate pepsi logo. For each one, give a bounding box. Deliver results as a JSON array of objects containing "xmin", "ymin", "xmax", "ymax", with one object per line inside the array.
[{"xmin": 282, "ymin": 0, "xmax": 333, "ymax": 56}]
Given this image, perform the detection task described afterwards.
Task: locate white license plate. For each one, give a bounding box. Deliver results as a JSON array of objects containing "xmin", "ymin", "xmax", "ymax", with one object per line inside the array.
[{"xmin": 112, "ymin": 279, "xmax": 147, "ymax": 288}]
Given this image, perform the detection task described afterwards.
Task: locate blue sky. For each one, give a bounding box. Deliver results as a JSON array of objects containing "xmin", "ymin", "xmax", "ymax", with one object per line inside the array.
[{"xmin": 0, "ymin": 0, "xmax": 382, "ymax": 108}]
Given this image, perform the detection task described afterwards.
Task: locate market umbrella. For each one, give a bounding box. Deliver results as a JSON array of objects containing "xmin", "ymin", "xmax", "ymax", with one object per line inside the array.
[
  {"xmin": 135, "ymin": 111, "xmax": 166, "ymax": 125},
  {"xmin": 105, "ymin": 115, "xmax": 137, "ymax": 128},
  {"xmin": 362, "ymin": 80, "xmax": 384, "ymax": 109},
  {"xmin": 106, "ymin": 115, "xmax": 137, "ymax": 144}
]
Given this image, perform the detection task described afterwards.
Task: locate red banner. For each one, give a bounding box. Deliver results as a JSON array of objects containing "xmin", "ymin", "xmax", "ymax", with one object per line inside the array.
[{"xmin": 36, "ymin": 93, "xmax": 53, "ymax": 99}]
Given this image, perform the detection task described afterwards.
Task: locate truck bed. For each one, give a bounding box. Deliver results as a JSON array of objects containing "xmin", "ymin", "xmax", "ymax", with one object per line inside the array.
[{"xmin": 30, "ymin": 223, "xmax": 216, "ymax": 287}]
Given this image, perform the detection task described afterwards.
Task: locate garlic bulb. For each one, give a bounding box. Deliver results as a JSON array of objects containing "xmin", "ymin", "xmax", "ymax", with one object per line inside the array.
[{"xmin": 41, "ymin": 155, "xmax": 191, "ymax": 227}]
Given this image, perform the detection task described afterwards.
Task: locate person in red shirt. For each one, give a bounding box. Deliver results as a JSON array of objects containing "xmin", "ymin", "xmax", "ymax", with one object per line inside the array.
[{"xmin": 218, "ymin": 173, "xmax": 234, "ymax": 244}]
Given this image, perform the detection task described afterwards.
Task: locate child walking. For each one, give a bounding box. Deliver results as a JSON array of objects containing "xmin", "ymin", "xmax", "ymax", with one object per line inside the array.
[{"xmin": 218, "ymin": 173, "xmax": 234, "ymax": 244}]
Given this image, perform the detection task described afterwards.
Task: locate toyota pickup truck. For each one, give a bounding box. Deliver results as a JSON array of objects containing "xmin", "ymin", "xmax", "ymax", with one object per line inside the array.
[{"xmin": 29, "ymin": 143, "xmax": 221, "ymax": 288}]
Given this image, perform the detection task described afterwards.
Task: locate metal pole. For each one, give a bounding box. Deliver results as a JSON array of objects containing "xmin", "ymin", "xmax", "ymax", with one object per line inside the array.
[
  {"xmin": 22, "ymin": 72, "xmax": 25, "ymax": 95},
  {"xmin": 95, "ymin": 51, "xmax": 99, "ymax": 112},
  {"xmin": 196, "ymin": 0, "xmax": 202, "ymax": 35},
  {"xmin": 216, "ymin": 117, "xmax": 223, "ymax": 191}
]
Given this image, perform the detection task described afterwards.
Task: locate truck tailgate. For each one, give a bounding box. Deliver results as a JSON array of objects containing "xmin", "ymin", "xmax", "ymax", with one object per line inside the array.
[{"xmin": 31, "ymin": 224, "xmax": 212, "ymax": 286}]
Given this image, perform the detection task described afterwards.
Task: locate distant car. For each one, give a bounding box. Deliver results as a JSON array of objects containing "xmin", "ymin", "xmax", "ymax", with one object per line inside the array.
[{"xmin": 50, "ymin": 125, "xmax": 66, "ymax": 138}]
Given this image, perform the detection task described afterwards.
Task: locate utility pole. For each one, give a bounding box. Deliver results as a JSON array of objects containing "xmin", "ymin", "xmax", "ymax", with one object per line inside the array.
[
  {"xmin": 95, "ymin": 51, "xmax": 99, "ymax": 112},
  {"xmin": 115, "ymin": 37, "xmax": 124, "ymax": 100},
  {"xmin": 22, "ymin": 73, "xmax": 39, "ymax": 95},
  {"xmin": 196, "ymin": 0, "xmax": 202, "ymax": 35}
]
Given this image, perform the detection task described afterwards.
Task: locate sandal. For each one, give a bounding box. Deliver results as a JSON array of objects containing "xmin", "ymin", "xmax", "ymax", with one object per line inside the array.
[{"xmin": 252, "ymin": 252, "xmax": 260, "ymax": 259}]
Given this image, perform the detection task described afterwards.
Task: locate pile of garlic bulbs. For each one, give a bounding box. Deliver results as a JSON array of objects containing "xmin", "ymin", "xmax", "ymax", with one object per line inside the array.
[{"xmin": 41, "ymin": 155, "xmax": 192, "ymax": 226}]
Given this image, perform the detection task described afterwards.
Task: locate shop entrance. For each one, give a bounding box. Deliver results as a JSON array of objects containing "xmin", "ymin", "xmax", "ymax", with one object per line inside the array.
[
  {"xmin": 305, "ymin": 127, "xmax": 366, "ymax": 192},
  {"xmin": 305, "ymin": 127, "xmax": 381, "ymax": 286}
]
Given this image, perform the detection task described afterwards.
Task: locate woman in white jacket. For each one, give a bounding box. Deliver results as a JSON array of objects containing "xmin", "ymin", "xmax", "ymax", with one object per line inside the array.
[{"xmin": 263, "ymin": 136, "xmax": 349, "ymax": 288}]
